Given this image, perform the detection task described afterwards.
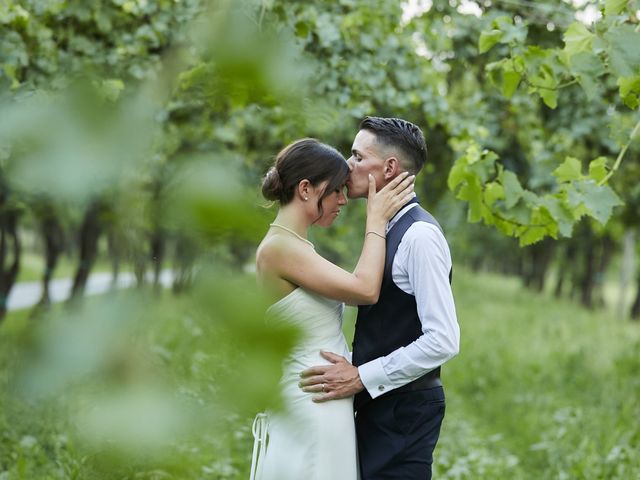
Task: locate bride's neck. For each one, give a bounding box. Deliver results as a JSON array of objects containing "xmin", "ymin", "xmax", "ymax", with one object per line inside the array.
[{"xmin": 272, "ymin": 204, "xmax": 309, "ymax": 237}]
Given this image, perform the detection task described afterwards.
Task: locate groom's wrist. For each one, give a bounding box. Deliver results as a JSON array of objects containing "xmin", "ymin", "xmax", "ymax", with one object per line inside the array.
[{"xmin": 358, "ymin": 360, "xmax": 392, "ymax": 400}]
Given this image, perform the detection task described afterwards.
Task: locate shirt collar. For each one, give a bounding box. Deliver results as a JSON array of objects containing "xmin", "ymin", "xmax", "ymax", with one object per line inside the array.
[{"xmin": 386, "ymin": 198, "xmax": 419, "ymax": 234}]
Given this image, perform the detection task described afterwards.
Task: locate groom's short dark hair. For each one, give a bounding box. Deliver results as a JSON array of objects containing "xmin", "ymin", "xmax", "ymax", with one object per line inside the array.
[{"xmin": 359, "ymin": 116, "xmax": 427, "ymax": 174}]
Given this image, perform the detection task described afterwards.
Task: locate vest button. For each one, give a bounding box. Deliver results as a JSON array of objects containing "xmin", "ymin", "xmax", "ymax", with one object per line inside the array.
[{"xmin": 378, "ymin": 385, "xmax": 385, "ymax": 391}]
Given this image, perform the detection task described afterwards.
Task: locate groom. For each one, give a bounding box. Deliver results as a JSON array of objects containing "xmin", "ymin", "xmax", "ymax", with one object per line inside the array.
[{"xmin": 300, "ymin": 116, "xmax": 460, "ymax": 479}]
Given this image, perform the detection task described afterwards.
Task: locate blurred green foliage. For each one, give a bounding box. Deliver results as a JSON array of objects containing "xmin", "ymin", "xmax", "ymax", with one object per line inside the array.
[
  {"xmin": 2, "ymin": 269, "xmax": 639, "ymax": 478},
  {"xmin": 0, "ymin": 0, "xmax": 639, "ymax": 477}
]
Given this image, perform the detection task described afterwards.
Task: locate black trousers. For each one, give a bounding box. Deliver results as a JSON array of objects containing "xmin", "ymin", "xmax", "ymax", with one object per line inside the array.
[{"xmin": 355, "ymin": 386, "xmax": 445, "ymax": 479}]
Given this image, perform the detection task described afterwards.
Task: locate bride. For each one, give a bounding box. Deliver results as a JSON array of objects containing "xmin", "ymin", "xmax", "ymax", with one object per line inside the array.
[{"xmin": 252, "ymin": 138, "xmax": 415, "ymax": 479}]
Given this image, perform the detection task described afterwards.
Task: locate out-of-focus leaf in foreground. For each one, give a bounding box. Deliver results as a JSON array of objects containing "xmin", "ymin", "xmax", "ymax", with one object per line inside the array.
[
  {"xmin": 164, "ymin": 156, "xmax": 266, "ymax": 242},
  {"xmin": 190, "ymin": 266, "xmax": 301, "ymax": 415},
  {"xmin": 11, "ymin": 265, "xmax": 298, "ymax": 463},
  {"xmin": 1, "ymin": 82, "xmax": 158, "ymax": 202}
]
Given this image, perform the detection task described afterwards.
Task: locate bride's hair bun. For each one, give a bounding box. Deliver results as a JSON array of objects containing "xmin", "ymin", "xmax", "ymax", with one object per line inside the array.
[
  {"xmin": 261, "ymin": 138, "xmax": 348, "ymax": 206},
  {"xmin": 261, "ymin": 166, "xmax": 283, "ymax": 201}
]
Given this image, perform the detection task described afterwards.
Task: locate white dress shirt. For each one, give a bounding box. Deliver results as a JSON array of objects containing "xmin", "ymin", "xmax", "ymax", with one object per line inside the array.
[{"xmin": 358, "ymin": 203, "xmax": 460, "ymax": 399}]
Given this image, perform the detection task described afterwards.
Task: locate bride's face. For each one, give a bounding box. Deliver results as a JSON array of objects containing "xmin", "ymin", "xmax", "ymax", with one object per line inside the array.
[{"xmin": 311, "ymin": 181, "xmax": 348, "ymax": 227}]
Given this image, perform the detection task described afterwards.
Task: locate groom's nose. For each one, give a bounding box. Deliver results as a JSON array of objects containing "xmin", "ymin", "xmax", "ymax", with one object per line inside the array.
[{"xmin": 346, "ymin": 157, "xmax": 354, "ymax": 170}]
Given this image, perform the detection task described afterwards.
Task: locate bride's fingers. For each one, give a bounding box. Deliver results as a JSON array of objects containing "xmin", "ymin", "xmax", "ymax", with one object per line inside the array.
[
  {"xmin": 379, "ymin": 171, "xmax": 410, "ymax": 193},
  {"xmin": 367, "ymin": 174, "xmax": 376, "ymax": 200},
  {"xmin": 392, "ymin": 174, "xmax": 415, "ymax": 194}
]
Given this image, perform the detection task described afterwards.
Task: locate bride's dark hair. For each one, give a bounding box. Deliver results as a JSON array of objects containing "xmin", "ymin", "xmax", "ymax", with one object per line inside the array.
[{"xmin": 262, "ymin": 138, "xmax": 348, "ymax": 217}]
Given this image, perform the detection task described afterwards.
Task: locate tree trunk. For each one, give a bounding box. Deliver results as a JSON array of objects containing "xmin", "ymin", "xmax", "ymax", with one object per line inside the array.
[
  {"xmin": 69, "ymin": 200, "xmax": 106, "ymax": 302},
  {"xmin": 592, "ymin": 234, "xmax": 615, "ymax": 308},
  {"xmin": 107, "ymin": 230, "xmax": 122, "ymax": 290},
  {"xmin": 631, "ymin": 268, "xmax": 640, "ymax": 320},
  {"xmin": 580, "ymin": 238, "xmax": 596, "ymax": 308},
  {"xmin": 172, "ymin": 235, "xmax": 196, "ymax": 293},
  {"xmin": 555, "ymin": 242, "xmax": 576, "ymax": 298},
  {"xmin": 0, "ymin": 210, "xmax": 21, "ymax": 320},
  {"xmin": 150, "ymin": 229, "xmax": 165, "ymax": 291},
  {"xmin": 618, "ymin": 231, "xmax": 636, "ymax": 319},
  {"xmin": 35, "ymin": 210, "xmax": 65, "ymax": 311},
  {"xmin": 522, "ymin": 240, "xmax": 554, "ymax": 293}
]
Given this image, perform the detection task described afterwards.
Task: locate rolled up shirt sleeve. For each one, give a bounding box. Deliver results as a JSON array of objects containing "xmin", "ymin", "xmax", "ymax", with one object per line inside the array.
[{"xmin": 358, "ymin": 221, "xmax": 460, "ymax": 399}]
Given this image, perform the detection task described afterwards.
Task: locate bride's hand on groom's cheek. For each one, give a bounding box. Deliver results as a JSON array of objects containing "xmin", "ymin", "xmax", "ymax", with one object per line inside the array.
[{"xmin": 298, "ymin": 351, "xmax": 364, "ymax": 403}]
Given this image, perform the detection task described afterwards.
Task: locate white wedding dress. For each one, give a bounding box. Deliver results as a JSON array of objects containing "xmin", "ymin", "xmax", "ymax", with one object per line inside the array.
[{"xmin": 253, "ymin": 288, "xmax": 358, "ymax": 480}]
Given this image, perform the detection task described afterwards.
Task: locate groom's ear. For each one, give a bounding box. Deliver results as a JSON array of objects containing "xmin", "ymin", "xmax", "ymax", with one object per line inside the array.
[{"xmin": 383, "ymin": 157, "xmax": 400, "ymax": 180}]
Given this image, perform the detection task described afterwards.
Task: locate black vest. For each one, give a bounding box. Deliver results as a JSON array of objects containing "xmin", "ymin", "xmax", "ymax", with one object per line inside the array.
[{"xmin": 352, "ymin": 202, "xmax": 451, "ymax": 409}]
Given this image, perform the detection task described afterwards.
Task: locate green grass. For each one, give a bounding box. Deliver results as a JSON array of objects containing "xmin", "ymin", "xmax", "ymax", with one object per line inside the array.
[
  {"xmin": 433, "ymin": 270, "xmax": 640, "ymax": 479},
  {"xmin": 1, "ymin": 269, "xmax": 639, "ymax": 478}
]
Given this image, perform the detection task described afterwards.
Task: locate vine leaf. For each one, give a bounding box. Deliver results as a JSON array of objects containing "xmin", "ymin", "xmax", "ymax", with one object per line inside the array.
[
  {"xmin": 568, "ymin": 52, "xmax": 605, "ymax": 99},
  {"xmin": 605, "ymin": 0, "xmax": 629, "ymax": 16},
  {"xmin": 617, "ymin": 74, "xmax": 640, "ymax": 108},
  {"xmin": 588, "ymin": 157, "xmax": 609, "ymax": 183},
  {"xmin": 567, "ymin": 180, "xmax": 623, "ymax": 225},
  {"xmin": 479, "ymin": 30, "xmax": 503, "ymax": 54},
  {"xmin": 501, "ymin": 170, "xmax": 524, "ymax": 209},
  {"xmin": 563, "ymin": 22, "xmax": 594, "ymax": 57},
  {"xmin": 540, "ymin": 196, "xmax": 575, "ymax": 237},
  {"xmin": 604, "ymin": 25, "xmax": 640, "ymax": 78},
  {"xmin": 553, "ymin": 157, "xmax": 582, "ymax": 183}
]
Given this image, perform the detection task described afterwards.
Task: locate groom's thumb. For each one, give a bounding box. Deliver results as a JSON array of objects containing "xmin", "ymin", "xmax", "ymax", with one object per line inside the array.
[{"xmin": 320, "ymin": 350, "xmax": 343, "ymax": 364}]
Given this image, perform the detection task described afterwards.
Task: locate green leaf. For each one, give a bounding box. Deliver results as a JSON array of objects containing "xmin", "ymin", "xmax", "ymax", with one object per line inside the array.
[
  {"xmin": 518, "ymin": 209, "xmax": 552, "ymax": 246},
  {"xmin": 295, "ymin": 21, "xmax": 310, "ymax": 38},
  {"xmin": 502, "ymin": 198, "xmax": 530, "ymax": 225},
  {"xmin": 540, "ymin": 196, "xmax": 575, "ymax": 237},
  {"xmin": 501, "ymin": 170, "xmax": 524, "ymax": 209},
  {"xmin": 618, "ymin": 75, "xmax": 640, "ymax": 97},
  {"xmin": 617, "ymin": 75, "xmax": 640, "ymax": 108},
  {"xmin": 518, "ymin": 229, "xmax": 550, "ymax": 247},
  {"xmin": 479, "ymin": 30, "xmax": 503, "ymax": 54},
  {"xmin": 465, "ymin": 143, "xmax": 482, "ymax": 164},
  {"xmin": 502, "ymin": 70, "xmax": 521, "ymax": 98},
  {"xmin": 447, "ymin": 161, "xmax": 468, "ymax": 191},
  {"xmin": 569, "ymin": 52, "xmax": 605, "ymax": 99},
  {"xmin": 457, "ymin": 177, "xmax": 483, "ymax": 223},
  {"xmin": 100, "ymin": 79, "xmax": 125, "ymax": 102},
  {"xmin": 605, "ymin": 0, "xmax": 628, "ymax": 16},
  {"xmin": 588, "ymin": 157, "xmax": 609, "ymax": 183},
  {"xmin": 567, "ymin": 180, "xmax": 623, "ymax": 225},
  {"xmin": 604, "ymin": 25, "xmax": 640, "ymax": 78},
  {"xmin": 553, "ymin": 157, "xmax": 582, "ymax": 183},
  {"xmin": 539, "ymin": 88, "xmax": 558, "ymax": 109},
  {"xmin": 493, "ymin": 16, "xmax": 527, "ymax": 44},
  {"xmin": 484, "ymin": 182, "xmax": 504, "ymax": 207},
  {"xmin": 563, "ymin": 22, "xmax": 594, "ymax": 58},
  {"xmin": 468, "ymin": 150, "xmax": 498, "ymax": 183}
]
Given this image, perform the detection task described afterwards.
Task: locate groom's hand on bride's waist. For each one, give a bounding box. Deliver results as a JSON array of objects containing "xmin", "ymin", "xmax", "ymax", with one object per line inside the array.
[{"xmin": 298, "ymin": 351, "xmax": 364, "ymax": 403}]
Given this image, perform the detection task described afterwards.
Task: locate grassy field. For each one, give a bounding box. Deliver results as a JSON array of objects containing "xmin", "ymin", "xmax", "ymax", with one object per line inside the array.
[{"xmin": 1, "ymin": 269, "xmax": 639, "ymax": 478}]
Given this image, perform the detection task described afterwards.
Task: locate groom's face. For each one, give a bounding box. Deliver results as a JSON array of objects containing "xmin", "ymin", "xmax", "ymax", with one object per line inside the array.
[{"xmin": 346, "ymin": 129, "xmax": 386, "ymax": 199}]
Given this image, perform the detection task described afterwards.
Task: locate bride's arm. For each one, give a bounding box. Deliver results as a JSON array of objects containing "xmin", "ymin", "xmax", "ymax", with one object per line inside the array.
[{"xmin": 259, "ymin": 173, "xmax": 414, "ymax": 305}]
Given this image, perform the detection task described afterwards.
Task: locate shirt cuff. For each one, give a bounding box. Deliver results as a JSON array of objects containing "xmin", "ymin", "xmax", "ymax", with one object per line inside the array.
[{"xmin": 358, "ymin": 358, "xmax": 394, "ymax": 400}]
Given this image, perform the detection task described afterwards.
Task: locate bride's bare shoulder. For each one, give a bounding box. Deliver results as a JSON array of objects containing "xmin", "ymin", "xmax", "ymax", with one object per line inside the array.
[{"xmin": 257, "ymin": 233, "xmax": 294, "ymax": 265}]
